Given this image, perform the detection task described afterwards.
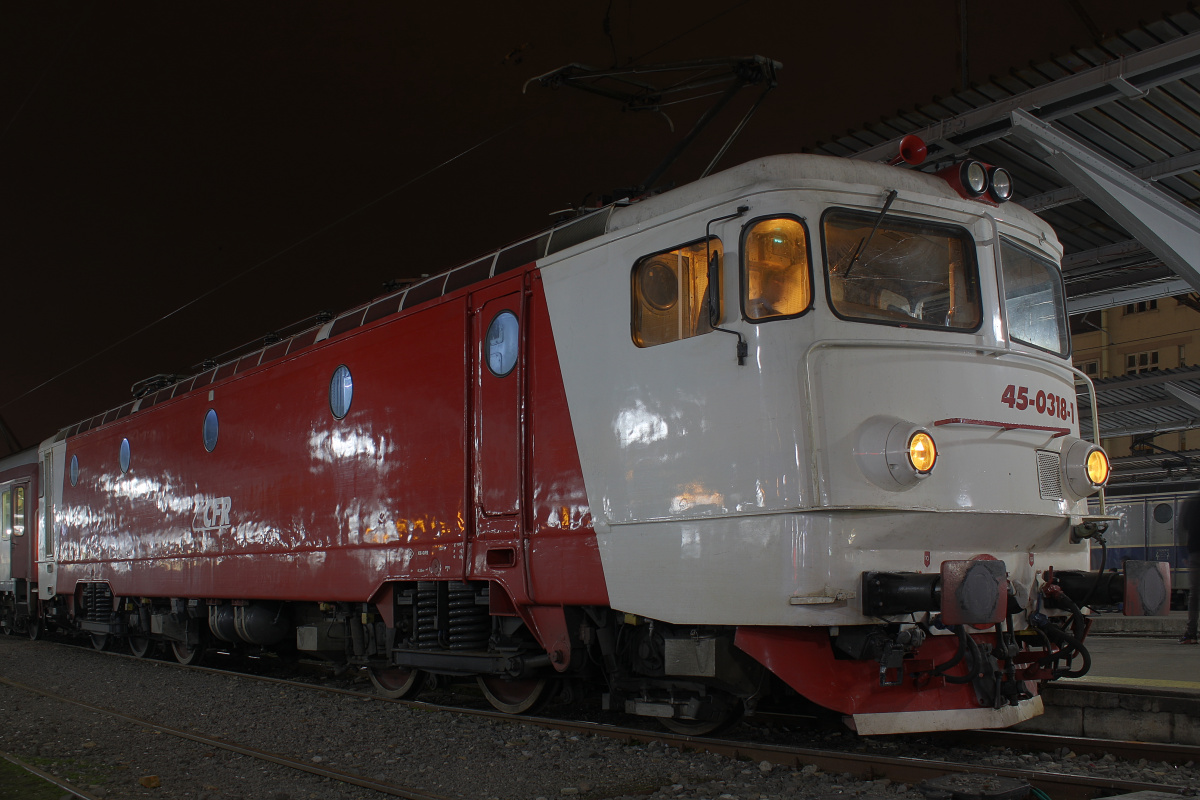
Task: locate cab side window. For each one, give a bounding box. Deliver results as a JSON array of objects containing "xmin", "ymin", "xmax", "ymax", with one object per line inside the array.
[
  {"xmin": 741, "ymin": 216, "xmax": 811, "ymax": 321},
  {"xmin": 631, "ymin": 238, "xmax": 722, "ymax": 348}
]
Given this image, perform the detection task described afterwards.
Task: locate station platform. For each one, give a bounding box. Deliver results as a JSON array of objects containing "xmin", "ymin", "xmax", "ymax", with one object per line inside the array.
[{"xmin": 1014, "ymin": 611, "xmax": 1200, "ymax": 743}]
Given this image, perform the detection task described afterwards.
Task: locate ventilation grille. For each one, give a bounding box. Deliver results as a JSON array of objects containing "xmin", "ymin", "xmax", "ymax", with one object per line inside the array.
[{"xmin": 1036, "ymin": 450, "xmax": 1062, "ymax": 500}]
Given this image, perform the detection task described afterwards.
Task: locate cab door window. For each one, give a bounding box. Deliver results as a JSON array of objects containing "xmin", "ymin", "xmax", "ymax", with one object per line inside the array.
[{"xmin": 741, "ymin": 216, "xmax": 811, "ymax": 320}]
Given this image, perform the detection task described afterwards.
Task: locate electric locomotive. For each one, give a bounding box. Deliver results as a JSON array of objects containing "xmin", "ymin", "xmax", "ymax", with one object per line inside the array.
[{"xmin": 2, "ymin": 143, "xmax": 1169, "ymax": 736}]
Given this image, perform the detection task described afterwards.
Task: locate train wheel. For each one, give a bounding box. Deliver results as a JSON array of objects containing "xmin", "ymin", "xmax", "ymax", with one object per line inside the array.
[
  {"xmin": 27, "ymin": 619, "xmax": 42, "ymax": 641},
  {"xmin": 90, "ymin": 633, "xmax": 110, "ymax": 651},
  {"xmin": 128, "ymin": 635, "xmax": 154, "ymax": 659},
  {"xmin": 477, "ymin": 675, "xmax": 554, "ymax": 715},
  {"xmin": 171, "ymin": 640, "xmax": 204, "ymax": 666},
  {"xmin": 368, "ymin": 667, "xmax": 424, "ymax": 700},
  {"xmin": 658, "ymin": 702, "xmax": 743, "ymax": 737},
  {"xmin": 0, "ymin": 615, "xmax": 12, "ymax": 635}
]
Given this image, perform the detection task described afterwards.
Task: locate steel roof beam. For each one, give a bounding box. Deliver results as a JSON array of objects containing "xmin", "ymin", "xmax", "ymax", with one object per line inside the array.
[
  {"xmin": 1062, "ymin": 239, "xmax": 1151, "ymax": 270},
  {"xmin": 1090, "ymin": 421, "xmax": 1199, "ymax": 438},
  {"xmin": 1086, "ymin": 365, "xmax": 1200, "ymax": 390},
  {"xmin": 849, "ymin": 31, "xmax": 1200, "ymax": 163},
  {"xmin": 1067, "ymin": 278, "xmax": 1191, "ymax": 314},
  {"xmin": 1009, "ymin": 109, "xmax": 1200, "ymax": 294},
  {"xmin": 1164, "ymin": 382, "xmax": 1200, "ymax": 414},
  {"xmin": 1021, "ymin": 150, "xmax": 1200, "ymax": 212}
]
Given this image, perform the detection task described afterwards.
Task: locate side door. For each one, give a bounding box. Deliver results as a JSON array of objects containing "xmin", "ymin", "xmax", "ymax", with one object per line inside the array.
[
  {"xmin": 468, "ymin": 276, "xmax": 528, "ymax": 581},
  {"xmin": 0, "ymin": 486, "xmax": 11, "ymax": 585},
  {"xmin": 37, "ymin": 442, "xmax": 64, "ymax": 600}
]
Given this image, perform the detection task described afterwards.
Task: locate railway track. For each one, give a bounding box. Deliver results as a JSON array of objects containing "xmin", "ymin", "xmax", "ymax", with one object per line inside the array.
[{"xmin": 3, "ymin": 636, "xmax": 1196, "ymax": 800}]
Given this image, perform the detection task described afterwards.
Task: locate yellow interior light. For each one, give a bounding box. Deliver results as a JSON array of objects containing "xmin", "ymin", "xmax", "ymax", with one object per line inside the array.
[
  {"xmin": 1086, "ymin": 448, "xmax": 1110, "ymax": 486},
  {"xmin": 908, "ymin": 431, "xmax": 937, "ymax": 473}
]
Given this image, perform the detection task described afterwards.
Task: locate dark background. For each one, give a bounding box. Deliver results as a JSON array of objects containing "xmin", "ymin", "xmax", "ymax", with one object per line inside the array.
[{"xmin": 2, "ymin": 1, "xmax": 1190, "ymax": 454}]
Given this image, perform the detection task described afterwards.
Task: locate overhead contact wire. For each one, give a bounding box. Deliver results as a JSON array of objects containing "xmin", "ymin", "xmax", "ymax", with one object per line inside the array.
[{"xmin": 1, "ymin": 119, "xmax": 527, "ymax": 414}]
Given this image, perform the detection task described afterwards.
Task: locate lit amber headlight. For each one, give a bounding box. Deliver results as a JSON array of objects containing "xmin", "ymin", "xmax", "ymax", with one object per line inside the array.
[
  {"xmin": 1086, "ymin": 448, "xmax": 1110, "ymax": 486},
  {"xmin": 908, "ymin": 431, "xmax": 937, "ymax": 473},
  {"xmin": 1061, "ymin": 437, "xmax": 1110, "ymax": 497},
  {"xmin": 855, "ymin": 418, "xmax": 939, "ymax": 490},
  {"xmin": 882, "ymin": 423, "xmax": 937, "ymax": 486}
]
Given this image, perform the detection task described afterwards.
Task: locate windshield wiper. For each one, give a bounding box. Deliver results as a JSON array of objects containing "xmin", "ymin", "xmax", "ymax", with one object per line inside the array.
[{"xmin": 842, "ymin": 189, "xmax": 898, "ymax": 277}]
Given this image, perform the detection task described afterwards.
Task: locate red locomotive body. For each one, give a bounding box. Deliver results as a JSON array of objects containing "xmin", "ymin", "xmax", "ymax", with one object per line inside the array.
[{"xmin": 54, "ymin": 272, "xmax": 606, "ymax": 669}]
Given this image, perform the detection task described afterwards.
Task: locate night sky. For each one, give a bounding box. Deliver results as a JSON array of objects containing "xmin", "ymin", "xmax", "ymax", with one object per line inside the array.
[{"xmin": 2, "ymin": 1, "xmax": 1190, "ymax": 455}]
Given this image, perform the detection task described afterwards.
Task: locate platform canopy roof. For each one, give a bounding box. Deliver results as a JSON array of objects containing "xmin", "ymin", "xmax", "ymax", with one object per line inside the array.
[
  {"xmin": 814, "ymin": 7, "xmax": 1200, "ymax": 318},
  {"xmin": 812, "ymin": 8, "xmax": 1200, "ymax": 487}
]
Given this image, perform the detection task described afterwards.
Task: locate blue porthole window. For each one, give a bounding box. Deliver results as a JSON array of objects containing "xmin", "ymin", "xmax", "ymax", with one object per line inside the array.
[
  {"xmin": 329, "ymin": 365, "xmax": 353, "ymax": 419},
  {"xmin": 119, "ymin": 438, "xmax": 131, "ymax": 474},
  {"xmin": 70, "ymin": 454, "xmax": 80, "ymax": 487},
  {"xmin": 485, "ymin": 310, "xmax": 519, "ymax": 377},
  {"xmin": 203, "ymin": 409, "xmax": 219, "ymax": 452}
]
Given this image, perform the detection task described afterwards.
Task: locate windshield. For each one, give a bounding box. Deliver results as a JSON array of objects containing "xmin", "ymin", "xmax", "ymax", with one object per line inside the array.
[
  {"xmin": 1000, "ymin": 238, "xmax": 1068, "ymax": 356},
  {"xmin": 824, "ymin": 210, "xmax": 981, "ymax": 331}
]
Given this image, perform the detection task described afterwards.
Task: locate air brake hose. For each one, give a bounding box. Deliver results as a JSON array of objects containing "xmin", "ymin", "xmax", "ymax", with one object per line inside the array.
[
  {"xmin": 936, "ymin": 626, "xmax": 979, "ymax": 684},
  {"xmin": 1037, "ymin": 620, "xmax": 1092, "ymax": 679}
]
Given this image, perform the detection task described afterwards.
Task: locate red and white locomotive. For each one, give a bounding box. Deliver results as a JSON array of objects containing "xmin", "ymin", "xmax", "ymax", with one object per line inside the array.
[{"xmin": 0, "ymin": 146, "xmax": 1169, "ymax": 735}]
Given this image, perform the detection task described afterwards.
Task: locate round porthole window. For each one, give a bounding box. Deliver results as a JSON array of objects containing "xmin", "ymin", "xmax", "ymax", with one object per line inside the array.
[
  {"xmin": 119, "ymin": 438, "xmax": 131, "ymax": 474},
  {"xmin": 330, "ymin": 365, "xmax": 353, "ymax": 419},
  {"xmin": 203, "ymin": 409, "xmax": 219, "ymax": 452},
  {"xmin": 485, "ymin": 310, "xmax": 519, "ymax": 377},
  {"xmin": 1154, "ymin": 502, "xmax": 1174, "ymax": 524},
  {"xmin": 70, "ymin": 454, "xmax": 80, "ymax": 487}
]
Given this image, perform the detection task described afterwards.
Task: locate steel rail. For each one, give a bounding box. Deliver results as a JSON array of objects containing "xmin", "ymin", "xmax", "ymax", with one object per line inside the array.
[
  {"xmin": 0, "ymin": 748, "xmax": 103, "ymax": 800},
  {"xmin": 0, "ymin": 675, "xmax": 455, "ymax": 800},
  {"xmin": 940, "ymin": 728, "xmax": 1200, "ymax": 767},
  {"xmin": 16, "ymin": 637, "xmax": 1197, "ymax": 800}
]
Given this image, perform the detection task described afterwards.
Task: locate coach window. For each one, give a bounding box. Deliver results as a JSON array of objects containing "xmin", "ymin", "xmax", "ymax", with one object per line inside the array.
[
  {"xmin": 999, "ymin": 238, "xmax": 1068, "ymax": 356},
  {"xmin": 824, "ymin": 210, "xmax": 981, "ymax": 331},
  {"xmin": 329, "ymin": 365, "xmax": 353, "ymax": 419},
  {"xmin": 119, "ymin": 438, "xmax": 131, "ymax": 474},
  {"xmin": 742, "ymin": 217, "xmax": 811, "ymax": 321},
  {"xmin": 70, "ymin": 454, "xmax": 79, "ymax": 486},
  {"xmin": 203, "ymin": 409, "xmax": 219, "ymax": 452},
  {"xmin": 12, "ymin": 487, "xmax": 23, "ymax": 536},
  {"xmin": 632, "ymin": 238, "xmax": 721, "ymax": 347}
]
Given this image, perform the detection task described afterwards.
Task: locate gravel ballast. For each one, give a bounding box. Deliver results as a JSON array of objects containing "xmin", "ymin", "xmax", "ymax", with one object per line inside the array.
[{"xmin": 0, "ymin": 635, "xmax": 1195, "ymax": 799}]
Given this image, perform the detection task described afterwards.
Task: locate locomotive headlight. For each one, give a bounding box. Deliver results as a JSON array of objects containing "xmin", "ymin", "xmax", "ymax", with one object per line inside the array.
[
  {"xmin": 1061, "ymin": 437, "xmax": 1110, "ymax": 497},
  {"xmin": 988, "ymin": 167, "xmax": 1014, "ymax": 202},
  {"xmin": 855, "ymin": 417, "xmax": 938, "ymax": 489},
  {"xmin": 1086, "ymin": 448, "xmax": 1110, "ymax": 485},
  {"xmin": 908, "ymin": 431, "xmax": 937, "ymax": 473},
  {"xmin": 885, "ymin": 423, "xmax": 937, "ymax": 485},
  {"xmin": 961, "ymin": 161, "xmax": 988, "ymax": 196}
]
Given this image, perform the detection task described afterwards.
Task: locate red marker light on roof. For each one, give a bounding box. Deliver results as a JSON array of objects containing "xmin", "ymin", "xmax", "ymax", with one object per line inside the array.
[{"xmin": 888, "ymin": 135, "xmax": 927, "ymax": 166}]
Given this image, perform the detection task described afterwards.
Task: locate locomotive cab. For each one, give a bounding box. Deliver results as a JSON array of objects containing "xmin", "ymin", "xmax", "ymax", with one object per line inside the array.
[{"xmin": 547, "ymin": 150, "xmax": 1167, "ymax": 734}]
